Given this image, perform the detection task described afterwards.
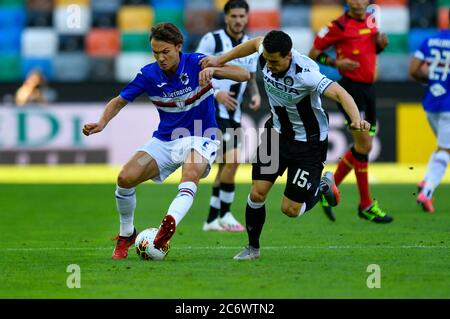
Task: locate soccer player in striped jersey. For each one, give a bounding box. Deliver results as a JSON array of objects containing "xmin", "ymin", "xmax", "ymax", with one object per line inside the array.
[
  {"xmin": 82, "ymin": 23, "xmax": 250, "ymax": 260},
  {"xmin": 410, "ymin": 24, "xmax": 450, "ymax": 213},
  {"xmin": 201, "ymin": 30, "xmax": 371, "ymax": 260},
  {"xmin": 196, "ymin": 0, "xmax": 261, "ymax": 232}
]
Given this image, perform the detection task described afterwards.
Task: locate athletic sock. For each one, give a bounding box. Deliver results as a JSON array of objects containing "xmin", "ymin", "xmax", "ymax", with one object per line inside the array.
[
  {"xmin": 245, "ymin": 195, "xmax": 266, "ymax": 249},
  {"xmin": 219, "ymin": 183, "xmax": 235, "ymax": 218},
  {"xmin": 351, "ymin": 147, "xmax": 372, "ymax": 209},
  {"xmin": 115, "ymin": 185, "xmax": 136, "ymax": 237},
  {"xmin": 422, "ymin": 150, "xmax": 449, "ymax": 198},
  {"xmin": 206, "ymin": 186, "xmax": 220, "ymax": 223},
  {"xmin": 167, "ymin": 181, "xmax": 197, "ymax": 226},
  {"xmin": 334, "ymin": 149, "xmax": 355, "ymax": 186}
]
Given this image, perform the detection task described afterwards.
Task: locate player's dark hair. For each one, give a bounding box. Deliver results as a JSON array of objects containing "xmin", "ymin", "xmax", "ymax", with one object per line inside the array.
[
  {"xmin": 263, "ymin": 30, "xmax": 292, "ymax": 57},
  {"xmin": 150, "ymin": 22, "xmax": 184, "ymax": 45},
  {"xmin": 224, "ymin": 0, "xmax": 249, "ymax": 14}
]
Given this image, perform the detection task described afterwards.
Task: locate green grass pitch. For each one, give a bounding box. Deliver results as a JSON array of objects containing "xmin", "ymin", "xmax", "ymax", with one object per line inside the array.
[{"xmin": 0, "ymin": 183, "xmax": 449, "ymax": 298}]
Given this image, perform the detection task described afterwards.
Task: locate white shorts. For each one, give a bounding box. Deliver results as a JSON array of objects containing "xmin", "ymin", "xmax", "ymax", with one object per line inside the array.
[
  {"xmin": 137, "ymin": 136, "xmax": 220, "ymax": 183},
  {"xmin": 426, "ymin": 112, "xmax": 450, "ymax": 149}
]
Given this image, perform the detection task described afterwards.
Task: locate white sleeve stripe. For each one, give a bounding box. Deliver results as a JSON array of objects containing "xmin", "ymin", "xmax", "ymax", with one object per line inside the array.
[{"xmin": 414, "ymin": 50, "xmax": 425, "ymax": 60}]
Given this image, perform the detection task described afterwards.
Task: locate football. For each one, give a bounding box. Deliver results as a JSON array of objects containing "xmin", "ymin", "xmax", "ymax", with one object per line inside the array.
[{"xmin": 135, "ymin": 228, "xmax": 169, "ymax": 261}]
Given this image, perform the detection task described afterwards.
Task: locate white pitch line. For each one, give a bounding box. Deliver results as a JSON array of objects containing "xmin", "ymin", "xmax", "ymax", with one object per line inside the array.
[{"xmin": 1, "ymin": 245, "xmax": 448, "ymax": 252}]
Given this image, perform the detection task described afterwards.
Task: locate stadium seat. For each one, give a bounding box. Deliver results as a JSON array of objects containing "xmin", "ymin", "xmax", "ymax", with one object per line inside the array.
[
  {"xmin": 115, "ymin": 53, "xmax": 153, "ymax": 82},
  {"xmin": 184, "ymin": 9, "xmax": 218, "ymax": 34},
  {"xmin": 27, "ymin": 9, "xmax": 53, "ymax": 27},
  {"xmin": 409, "ymin": 0, "xmax": 437, "ymax": 28},
  {"xmin": 89, "ymin": 57, "xmax": 115, "ymax": 81},
  {"xmin": 53, "ymin": 5, "xmax": 91, "ymax": 34},
  {"xmin": 0, "ymin": 6, "xmax": 26, "ymax": 28},
  {"xmin": 59, "ymin": 34, "xmax": 84, "ymax": 52},
  {"xmin": 85, "ymin": 29, "xmax": 120, "ymax": 57},
  {"xmin": 153, "ymin": 0, "xmax": 184, "ymax": 9},
  {"xmin": 312, "ymin": 0, "xmax": 343, "ymax": 4},
  {"xmin": 121, "ymin": 32, "xmax": 149, "ymax": 52},
  {"xmin": 26, "ymin": 0, "xmax": 53, "ymax": 11},
  {"xmin": 21, "ymin": 57, "xmax": 53, "ymax": 80},
  {"xmin": 247, "ymin": 0, "xmax": 281, "ymax": 10},
  {"xmin": 185, "ymin": 0, "xmax": 214, "ymax": 9},
  {"xmin": 282, "ymin": 27, "xmax": 314, "ymax": 55},
  {"xmin": 122, "ymin": 0, "xmax": 149, "ymax": 5},
  {"xmin": 91, "ymin": 0, "xmax": 121, "ymax": 13},
  {"xmin": 310, "ymin": 5, "xmax": 343, "ymax": 33},
  {"xmin": 118, "ymin": 5, "xmax": 154, "ymax": 32},
  {"xmin": 408, "ymin": 28, "xmax": 439, "ymax": 53},
  {"xmin": 438, "ymin": 7, "xmax": 449, "ymax": 29},
  {"xmin": 374, "ymin": 0, "xmax": 408, "ymax": 5},
  {"xmin": 248, "ymin": 10, "xmax": 280, "ymax": 32},
  {"xmin": 281, "ymin": 5, "xmax": 310, "ymax": 28},
  {"xmin": 53, "ymin": 53, "xmax": 89, "ymax": 81},
  {"xmin": 214, "ymin": 0, "xmax": 228, "ymax": 11},
  {"xmin": 0, "ymin": 27, "xmax": 21, "ymax": 54},
  {"xmin": 384, "ymin": 33, "xmax": 408, "ymax": 54},
  {"xmin": 21, "ymin": 27, "xmax": 58, "ymax": 57},
  {"xmin": 92, "ymin": 11, "xmax": 116, "ymax": 28},
  {"xmin": 378, "ymin": 6, "xmax": 409, "ymax": 33},
  {"xmin": 54, "ymin": 0, "xmax": 89, "ymax": 6},
  {"xmin": 0, "ymin": 54, "xmax": 21, "ymax": 81},
  {"xmin": 154, "ymin": 8, "xmax": 184, "ymax": 27}
]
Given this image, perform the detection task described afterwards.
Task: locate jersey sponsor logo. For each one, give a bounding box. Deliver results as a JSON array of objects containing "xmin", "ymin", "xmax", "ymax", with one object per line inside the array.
[
  {"xmin": 263, "ymin": 74, "xmax": 299, "ymax": 102},
  {"xmin": 157, "ymin": 82, "xmax": 167, "ymax": 88},
  {"xmin": 162, "ymin": 86, "xmax": 193, "ymax": 98}
]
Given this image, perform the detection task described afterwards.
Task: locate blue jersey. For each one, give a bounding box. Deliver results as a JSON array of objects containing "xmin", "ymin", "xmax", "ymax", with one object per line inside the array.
[
  {"xmin": 120, "ymin": 52, "xmax": 217, "ymax": 141},
  {"xmin": 415, "ymin": 30, "xmax": 450, "ymax": 112}
]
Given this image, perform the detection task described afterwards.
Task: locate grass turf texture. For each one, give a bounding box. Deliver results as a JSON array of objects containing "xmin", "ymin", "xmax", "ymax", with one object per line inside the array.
[{"xmin": 0, "ymin": 183, "xmax": 449, "ymax": 298}]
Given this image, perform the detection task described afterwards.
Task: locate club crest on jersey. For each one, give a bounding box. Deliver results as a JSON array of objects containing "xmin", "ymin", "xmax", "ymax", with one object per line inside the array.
[
  {"xmin": 180, "ymin": 73, "xmax": 189, "ymax": 85},
  {"xmin": 284, "ymin": 76, "xmax": 294, "ymax": 86}
]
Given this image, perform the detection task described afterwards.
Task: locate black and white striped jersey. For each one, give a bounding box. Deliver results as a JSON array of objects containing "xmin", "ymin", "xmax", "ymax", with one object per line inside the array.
[
  {"xmin": 196, "ymin": 29, "xmax": 258, "ymax": 123},
  {"xmin": 258, "ymin": 44, "xmax": 333, "ymax": 143}
]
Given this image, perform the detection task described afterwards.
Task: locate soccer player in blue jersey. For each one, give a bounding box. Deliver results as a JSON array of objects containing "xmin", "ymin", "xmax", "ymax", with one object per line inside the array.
[
  {"xmin": 410, "ymin": 24, "xmax": 450, "ymax": 213},
  {"xmin": 82, "ymin": 22, "xmax": 250, "ymax": 259}
]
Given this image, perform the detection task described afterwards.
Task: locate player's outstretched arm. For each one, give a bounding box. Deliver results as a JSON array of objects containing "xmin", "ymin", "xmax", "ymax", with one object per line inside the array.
[
  {"xmin": 322, "ymin": 82, "xmax": 371, "ymax": 131},
  {"xmin": 82, "ymin": 95, "xmax": 128, "ymax": 136},
  {"xmin": 199, "ymin": 65, "xmax": 250, "ymax": 86},
  {"xmin": 200, "ymin": 37, "xmax": 264, "ymax": 68}
]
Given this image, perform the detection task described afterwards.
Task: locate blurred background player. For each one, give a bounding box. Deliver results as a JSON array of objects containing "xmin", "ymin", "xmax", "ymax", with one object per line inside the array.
[
  {"xmin": 196, "ymin": 0, "xmax": 261, "ymax": 232},
  {"xmin": 309, "ymin": 0, "xmax": 393, "ymax": 223},
  {"xmin": 82, "ymin": 23, "xmax": 250, "ymax": 259},
  {"xmin": 201, "ymin": 30, "xmax": 370, "ymax": 260},
  {"xmin": 409, "ymin": 19, "xmax": 450, "ymax": 213}
]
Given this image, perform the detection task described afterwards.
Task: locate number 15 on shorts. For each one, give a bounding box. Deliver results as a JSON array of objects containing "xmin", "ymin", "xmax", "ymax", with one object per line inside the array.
[{"xmin": 292, "ymin": 169, "xmax": 310, "ymax": 188}]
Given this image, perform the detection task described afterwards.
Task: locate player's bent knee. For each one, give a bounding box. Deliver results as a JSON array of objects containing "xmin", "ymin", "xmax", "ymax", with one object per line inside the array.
[
  {"xmin": 117, "ymin": 173, "xmax": 138, "ymax": 189},
  {"xmin": 281, "ymin": 205, "xmax": 301, "ymax": 218},
  {"xmin": 250, "ymin": 189, "xmax": 267, "ymax": 203}
]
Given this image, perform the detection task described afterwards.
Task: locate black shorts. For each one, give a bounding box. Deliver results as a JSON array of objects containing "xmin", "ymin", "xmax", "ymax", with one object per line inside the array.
[
  {"xmin": 252, "ymin": 128, "xmax": 328, "ymax": 203},
  {"xmin": 216, "ymin": 117, "xmax": 241, "ymax": 153},
  {"xmin": 337, "ymin": 77, "xmax": 377, "ymax": 136}
]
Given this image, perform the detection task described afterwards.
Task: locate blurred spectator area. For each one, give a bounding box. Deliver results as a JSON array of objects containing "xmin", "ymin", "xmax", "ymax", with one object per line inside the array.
[{"xmin": 0, "ymin": 0, "xmax": 447, "ymax": 89}]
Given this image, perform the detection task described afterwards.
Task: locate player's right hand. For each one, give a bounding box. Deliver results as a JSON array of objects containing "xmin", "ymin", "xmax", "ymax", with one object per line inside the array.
[
  {"xmin": 200, "ymin": 55, "xmax": 222, "ymax": 69},
  {"xmin": 215, "ymin": 91, "xmax": 238, "ymax": 111},
  {"xmin": 336, "ymin": 58, "xmax": 360, "ymax": 71},
  {"xmin": 350, "ymin": 119, "xmax": 371, "ymax": 132},
  {"xmin": 82, "ymin": 122, "xmax": 105, "ymax": 136}
]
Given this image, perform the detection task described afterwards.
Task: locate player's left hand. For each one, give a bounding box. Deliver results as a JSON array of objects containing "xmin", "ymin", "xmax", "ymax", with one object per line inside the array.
[
  {"xmin": 350, "ymin": 119, "xmax": 371, "ymax": 132},
  {"xmin": 248, "ymin": 94, "xmax": 261, "ymax": 111},
  {"xmin": 200, "ymin": 56, "xmax": 222, "ymax": 69},
  {"xmin": 199, "ymin": 67, "xmax": 216, "ymax": 86},
  {"xmin": 376, "ymin": 33, "xmax": 389, "ymax": 50}
]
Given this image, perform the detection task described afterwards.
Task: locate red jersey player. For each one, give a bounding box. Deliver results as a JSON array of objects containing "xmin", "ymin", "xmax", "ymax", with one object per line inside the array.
[{"xmin": 309, "ymin": 0, "xmax": 393, "ymax": 223}]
